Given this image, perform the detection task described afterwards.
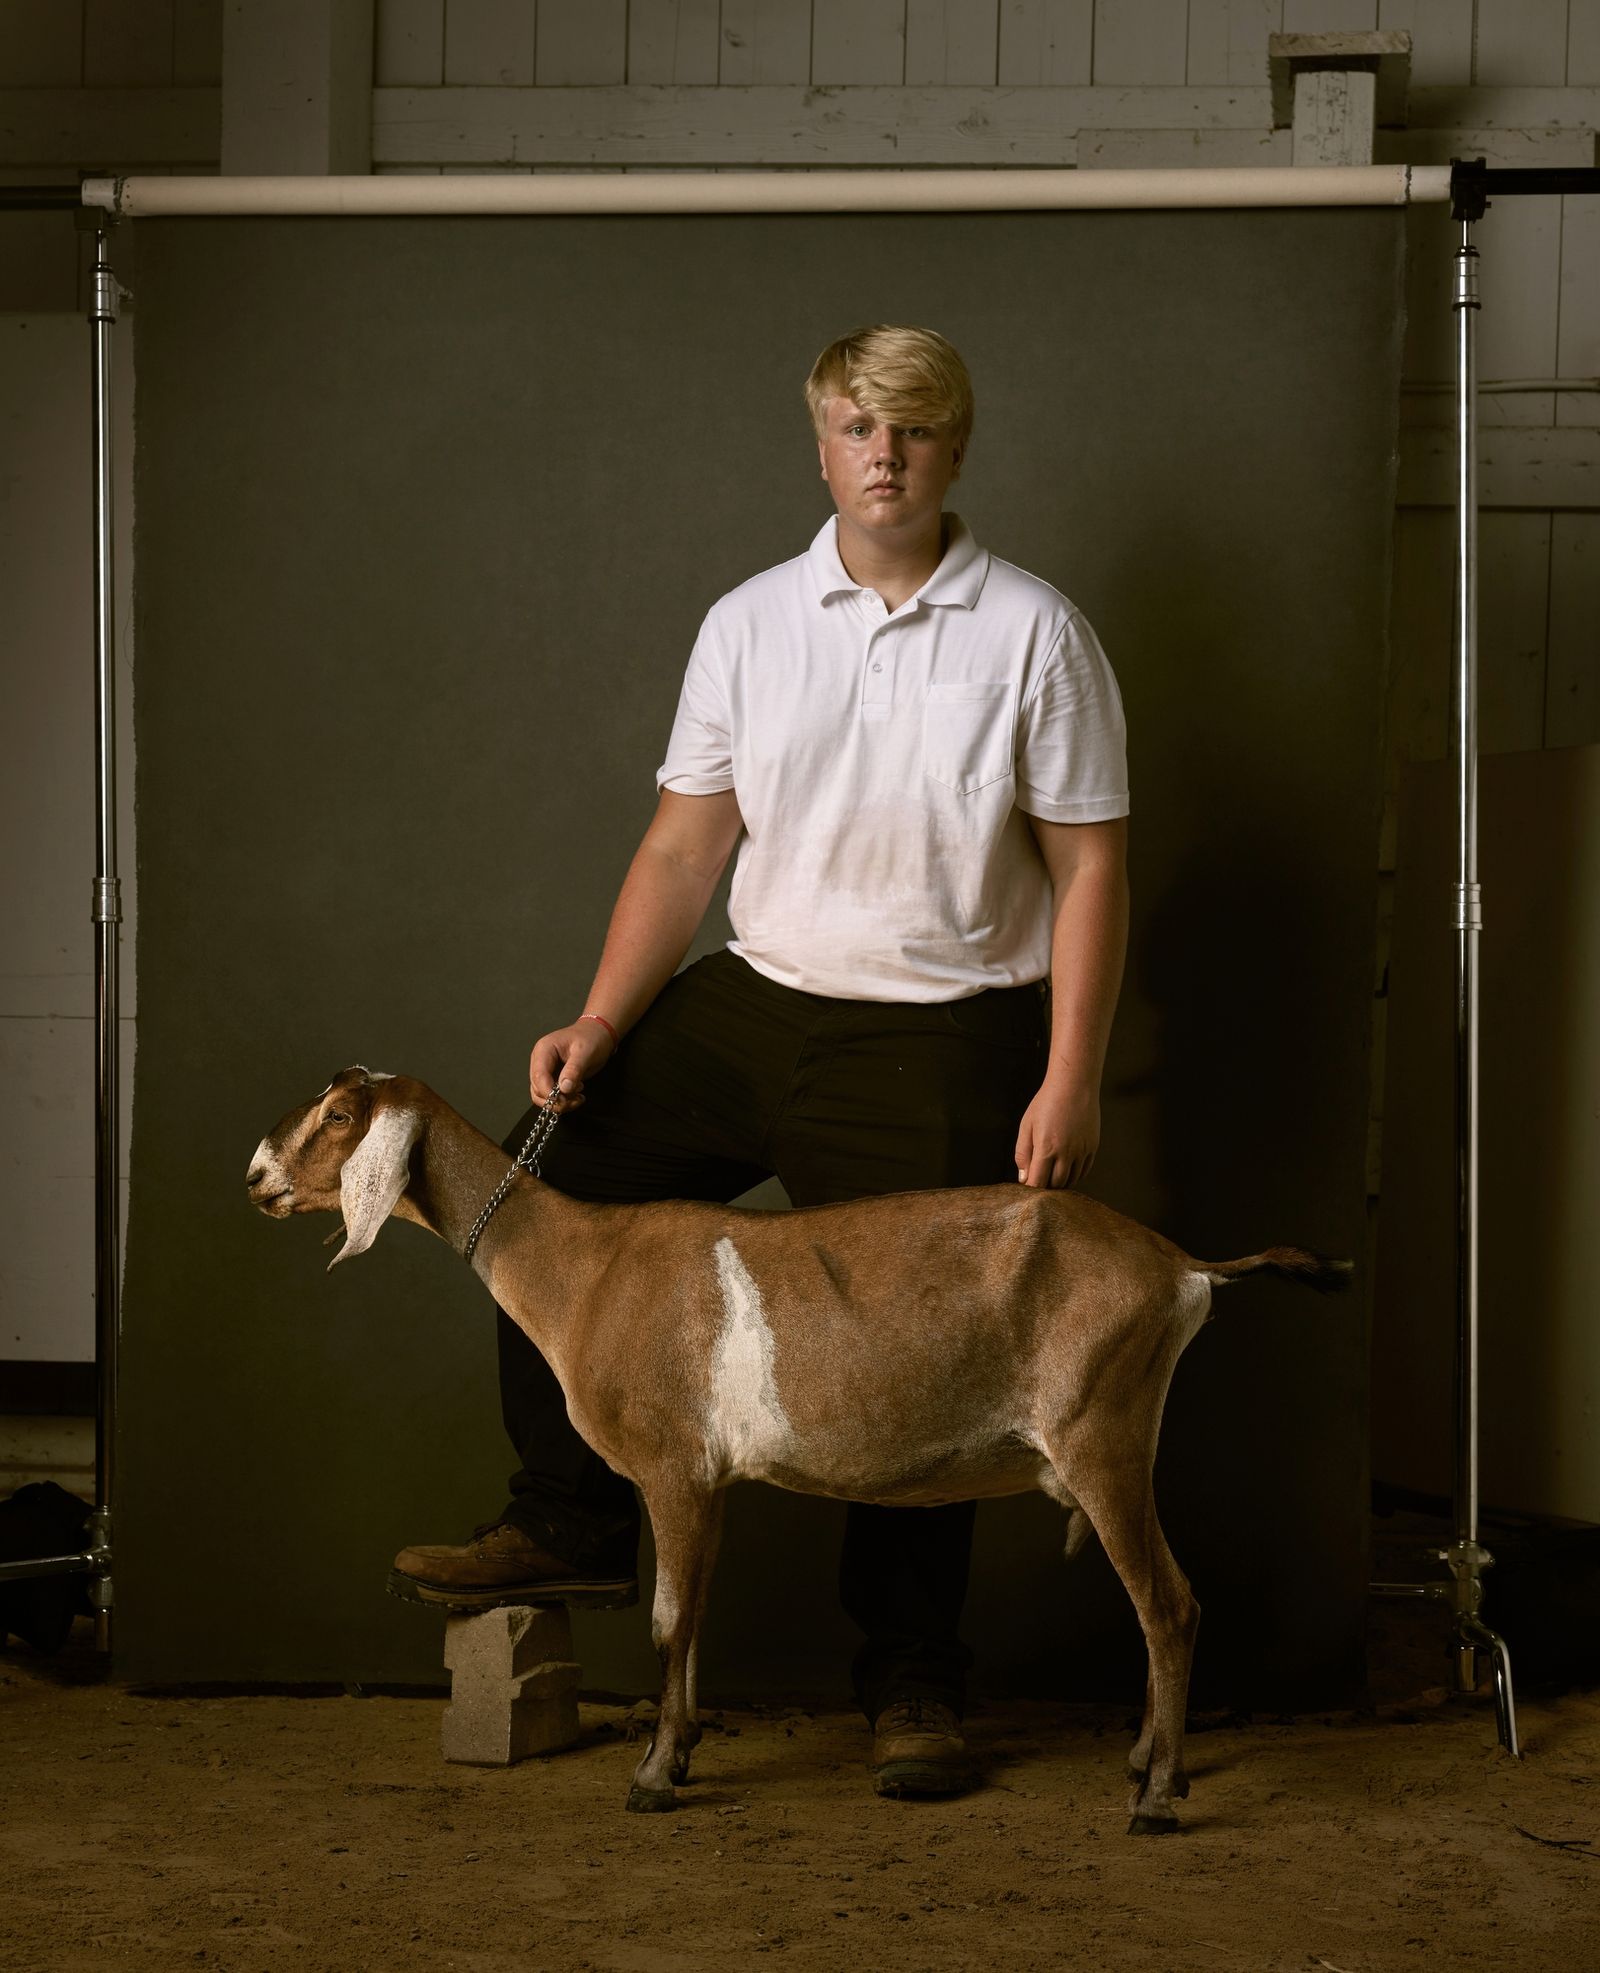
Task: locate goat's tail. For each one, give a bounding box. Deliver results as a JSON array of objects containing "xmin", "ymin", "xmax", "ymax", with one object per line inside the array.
[{"xmin": 1200, "ymin": 1247, "xmax": 1353, "ymax": 1293}]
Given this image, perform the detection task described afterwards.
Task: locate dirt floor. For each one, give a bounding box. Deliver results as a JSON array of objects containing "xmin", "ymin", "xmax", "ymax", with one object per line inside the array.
[{"xmin": 5, "ymin": 1598, "xmax": 1599, "ymax": 1973}]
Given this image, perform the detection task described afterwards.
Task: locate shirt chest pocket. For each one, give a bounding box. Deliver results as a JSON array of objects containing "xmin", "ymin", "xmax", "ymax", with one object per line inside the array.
[{"xmin": 921, "ymin": 681, "xmax": 1016, "ymax": 795}]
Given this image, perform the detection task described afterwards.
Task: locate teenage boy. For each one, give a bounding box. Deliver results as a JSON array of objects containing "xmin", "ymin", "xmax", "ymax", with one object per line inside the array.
[{"xmin": 393, "ymin": 325, "xmax": 1130, "ymax": 1796}]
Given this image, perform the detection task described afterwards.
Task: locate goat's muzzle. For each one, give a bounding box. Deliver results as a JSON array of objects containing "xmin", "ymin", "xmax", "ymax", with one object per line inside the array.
[{"xmin": 246, "ymin": 1146, "xmax": 296, "ymax": 1216}]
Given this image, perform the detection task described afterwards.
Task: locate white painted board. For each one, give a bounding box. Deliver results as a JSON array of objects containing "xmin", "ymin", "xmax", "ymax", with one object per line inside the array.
[{"xmin": 0, "ymin": 315, "xmax": 135, "ymax": 1362}]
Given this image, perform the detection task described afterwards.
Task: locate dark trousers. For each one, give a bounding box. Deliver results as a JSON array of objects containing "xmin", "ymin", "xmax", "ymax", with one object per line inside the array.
[{"xmin": 495, "ymin": 947, "xmax": 1048, "ymax": 1721}]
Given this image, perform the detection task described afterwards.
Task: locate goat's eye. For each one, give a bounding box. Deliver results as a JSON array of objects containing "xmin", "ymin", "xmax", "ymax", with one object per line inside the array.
[{"xmin": 327, "ymin": 1110, "xmax": 351, "ymax": 1126}]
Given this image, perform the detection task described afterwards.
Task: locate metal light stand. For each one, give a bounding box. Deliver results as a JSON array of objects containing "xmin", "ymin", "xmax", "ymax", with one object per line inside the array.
[
  {"xmin": 1368, "ymin": 157, "xmax": 1600, "ymax": 1757},
  {"xmin": 1370, "ymin": 163, "xmax": 1518, "ymax": 1754},
  {"xmin": 88, "ymin": 219, "xmax": 122, "ymax": 1648},
  {"xmin": 0, "ymin": 207, "xmax": 122, "ymax": 1643}
]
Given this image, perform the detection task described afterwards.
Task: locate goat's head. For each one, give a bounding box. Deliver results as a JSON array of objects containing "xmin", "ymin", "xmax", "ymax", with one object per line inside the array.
[{"xmin": 246, "ymin": 1066, "xmax": 419, "ymax": 1269}]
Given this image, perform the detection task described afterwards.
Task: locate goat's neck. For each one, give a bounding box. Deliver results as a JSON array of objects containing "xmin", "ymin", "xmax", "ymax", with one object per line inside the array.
[
  {"xmin": 393, "ymin": 1096, "xmax": 602, "ymax": 1346},
  {"xmin": 389, "ymin": 1096, "xmax": 522, "ymax": 1256}
]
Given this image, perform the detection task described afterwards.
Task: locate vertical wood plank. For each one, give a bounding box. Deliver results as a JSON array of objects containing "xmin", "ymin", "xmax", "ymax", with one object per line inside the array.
[
  {"xmin": 376, "ymin": 0, "xmax": 446, "ymax": 85},
  {"xmin": 445, "ymin": 0, "xmax": 536, "ymax": 84},
  {"xmin": 1282, "ymin": 0, "xmax": 1376, "ymax": 27},
  {"xmin": 84, "ymin": 0, "xmax": 176, "ymax": 86},
  {"xmin": 1556, "ymin": 194, "xmax": 1600, "ymax": 429},
  {"xmin": 812, "ymin": 0, "xmax": 906, "ymax": 82},
  {"xmin": 537, "ymin": 0, "xmax": 626, "ymax": 82},
  {"xmin": 1479, "ymin": 195, "xmax": 1562, "ymax": 427},
  {"xmin": 0, "ymin": 0, "xmax": 84, "ymax": 84},
  {"xmin": 997, "ymin": 0, "xmax": 1092, "ymax": 83},
  {"xmin": 1546, "ymin": 514, "xmax": 1600, "ymax": 748},
  {"xmin": 1571, "ymin": 0, "xmax": 1600, "ymax": 80},
  {"xmin": 1187, "ymin": 0, "xmax": 1281, "ymax": 86},
  {"xmin": 1478, "ymin": 511, "xmax": 1551, "ymax": 755},
  {"xmin": 906, "ymin": 0, "xmax": 999, "ymax": 82},
  {"xmin": 629, "ymin": 0, "xmax": 721, "ymax": 81},
  {"xmin": 1375, "ymin": 0, "xmax": 1472, "ymax": 85},
  {"xmin": 1094, "ymin": 0, "xmax": 1186, "ymax": 82},
  {"xmin": 1475, "ymin": 0, "xmax": 1570, "ymax": 84},
  {"xmin": 173, "ymin": 0, "xmax": 222, "ymax": 84},
  {"xmin": 719, "ymin": 0, "xmax": 813, "ymax": 82}
]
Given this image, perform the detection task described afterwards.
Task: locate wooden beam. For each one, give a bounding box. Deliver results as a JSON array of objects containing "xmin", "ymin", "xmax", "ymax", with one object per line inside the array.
[
  {"xmin": 1398, "ymin": 425, "xmax": 1600, "ymax": 511},
  {"xmin": 1290, "ymin": 68, "xmax": 1377, "ymax": 167},
  {"xmin": 1078, "ymin": 126, "xmax": 1291, "ymax": 168},
  {"xmin": 1408, "ymin": 85, "xmax": 1600, "ymax": 129},
  {"xmin": 10, "ymin": 76, "xmax": 1592, "ymax": 178},
  {"xmin": 1378, "ymin": 126, "xmax": 1599, "ymax": 169},
  {"xmin": 371, "ymin": 82, "xmax": 1271, "ymax": 167}
]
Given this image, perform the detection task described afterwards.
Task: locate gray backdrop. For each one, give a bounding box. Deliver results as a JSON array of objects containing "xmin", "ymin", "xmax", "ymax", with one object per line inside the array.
[{"xmin": 122, "ymin": 210, "xmax": 1403, "ymax": 1701}]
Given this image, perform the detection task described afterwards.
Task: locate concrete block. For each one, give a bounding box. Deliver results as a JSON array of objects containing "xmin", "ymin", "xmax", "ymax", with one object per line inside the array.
[
  {"xmin": 440, "ymin": 1606, "xmax": 582, "ymax": 1766},
  {"xmin": 443, "ymin": 1601, "xmax": 573, "ymax": 1677}
]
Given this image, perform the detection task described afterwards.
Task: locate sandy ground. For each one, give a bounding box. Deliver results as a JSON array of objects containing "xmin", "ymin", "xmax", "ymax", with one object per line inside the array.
[{"xmin": 4, "ymin": 1608, "xmax": 1598, "ymax": 1973}]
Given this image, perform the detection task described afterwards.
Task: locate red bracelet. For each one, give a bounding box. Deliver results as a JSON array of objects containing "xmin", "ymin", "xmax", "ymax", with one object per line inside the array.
[{"xmin": 580, "ymin": 1012, "xmax": 619, "ymax": 1047}]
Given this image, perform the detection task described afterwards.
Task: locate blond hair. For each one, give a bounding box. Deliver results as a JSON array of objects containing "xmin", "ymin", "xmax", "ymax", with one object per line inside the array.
[{"xmin": 804, "ymin": 325, "xmax": 974, "ymax": 448}]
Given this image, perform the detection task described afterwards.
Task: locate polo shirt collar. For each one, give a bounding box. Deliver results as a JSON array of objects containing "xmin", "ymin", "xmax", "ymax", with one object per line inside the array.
[{"xmin": 806, "ymin": 512, "xmax": 990, "ymax": 610}]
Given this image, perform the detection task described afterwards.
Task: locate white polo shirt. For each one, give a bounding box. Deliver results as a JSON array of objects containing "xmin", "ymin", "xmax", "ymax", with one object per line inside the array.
[{"xmin": 657, "ymin": 513, "xmax": 1128, "ymax": 1002}]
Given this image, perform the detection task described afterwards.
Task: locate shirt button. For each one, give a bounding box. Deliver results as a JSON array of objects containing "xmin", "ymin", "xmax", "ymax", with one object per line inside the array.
[{"xmin": 871, "ymin": 662, "xmax": 882, "ymax": 672}]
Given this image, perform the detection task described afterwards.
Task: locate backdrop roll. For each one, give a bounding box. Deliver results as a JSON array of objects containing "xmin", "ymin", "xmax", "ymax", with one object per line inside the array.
[{"xmin": 122, "ymin": 210, "xmax": 1404, "ymax": 1696}]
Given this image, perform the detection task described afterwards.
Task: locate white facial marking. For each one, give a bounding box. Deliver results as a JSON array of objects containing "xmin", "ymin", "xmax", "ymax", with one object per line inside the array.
[
  {"xmin": 248, "ymin": 1137, "xmax": 292, "ymax": 1192},
  {"xmin": 708, "ymin": 1237, "xmax": 792, "ymax": 1476}
]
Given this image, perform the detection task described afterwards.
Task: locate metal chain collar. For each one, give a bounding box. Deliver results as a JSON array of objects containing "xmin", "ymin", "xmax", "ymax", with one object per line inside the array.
[{"xmin": 462, "ymin": 1095, "xmax": 563, "ymax": 1264}]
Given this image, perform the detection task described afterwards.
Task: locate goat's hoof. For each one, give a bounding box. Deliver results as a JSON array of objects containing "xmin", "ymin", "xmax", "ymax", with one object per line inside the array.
[
  {"xmin": 1126, "ymin": 1811, "xmax": 1180, "ymax": 1837},
  {"xmin": 626, "ymin": 1784, "xmax": 677, "ymax": 1814}
]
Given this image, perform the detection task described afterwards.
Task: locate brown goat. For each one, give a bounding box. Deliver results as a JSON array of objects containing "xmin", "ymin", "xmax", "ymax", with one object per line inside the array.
[{"xmin": 247, "ymin": 1065, "xmax": 1349, "ymax": 1831}]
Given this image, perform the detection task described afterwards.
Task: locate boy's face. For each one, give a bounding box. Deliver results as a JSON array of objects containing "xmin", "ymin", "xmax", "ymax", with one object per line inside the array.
[{"xmin": 816, "ymin": 396, "xmax": 963, "ymax": 545}]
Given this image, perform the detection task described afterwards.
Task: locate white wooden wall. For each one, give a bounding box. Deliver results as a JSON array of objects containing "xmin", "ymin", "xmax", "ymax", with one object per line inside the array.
[{"xmin": 0, "ymin": 0, "xmax": 1595, "ymax": 1361}]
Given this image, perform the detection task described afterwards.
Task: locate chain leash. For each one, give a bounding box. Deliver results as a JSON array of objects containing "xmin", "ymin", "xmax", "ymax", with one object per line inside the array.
[{"xmin": 462, "ymin": 1093, "xmax": 564, "ymax": 1264}]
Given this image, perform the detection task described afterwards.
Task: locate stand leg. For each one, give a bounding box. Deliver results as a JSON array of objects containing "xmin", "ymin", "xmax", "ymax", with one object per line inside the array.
[{"xmin": 1461, "ymin": 1614, "xmax": 1520, "ymax": 1758}]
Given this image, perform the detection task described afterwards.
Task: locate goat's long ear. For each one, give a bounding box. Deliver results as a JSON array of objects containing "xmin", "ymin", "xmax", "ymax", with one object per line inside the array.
[{"xmin": 328, "ymin": 1102, "xmax": 420, "ymax": 1270}]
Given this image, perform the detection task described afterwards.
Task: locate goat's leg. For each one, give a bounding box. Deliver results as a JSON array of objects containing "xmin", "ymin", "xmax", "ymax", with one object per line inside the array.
[
  {"xmin": 1127, "ymin": 1666, "xmax": 1156, "ymax": 1784},
  {"xmin": 627, "ymin": 1482, "xmax": 720, "ymax": 1813},
  {"xmin": 677, "ymin": 1490, "xmax": 725, "ymax": 1782},
  {"xmin": 1051, "ymin": 1452, "xmax": 1199, "ymax": 1835}
]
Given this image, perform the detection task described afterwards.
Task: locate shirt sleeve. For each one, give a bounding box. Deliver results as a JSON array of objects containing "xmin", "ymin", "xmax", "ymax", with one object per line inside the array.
[
  {"xmin": 1014, "ymin": 609, "xmax": 1130, "ymax": 823},
  {"xmin": 656, "ymin": 615, "xmax": 735, "ymax": 795}
]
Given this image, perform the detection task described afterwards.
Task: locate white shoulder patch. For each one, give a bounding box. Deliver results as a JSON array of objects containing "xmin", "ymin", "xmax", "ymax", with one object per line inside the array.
[{"xmin": 708, "ymin": 1237, "xmax": 792, "ymax": 1477}]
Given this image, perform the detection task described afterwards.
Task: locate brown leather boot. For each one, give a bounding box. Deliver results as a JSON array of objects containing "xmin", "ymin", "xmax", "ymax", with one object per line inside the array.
[
  {"xmin": 388, "ymin": 1522, "xmax": 637, "ymax": 1612},
  {"xmin": 870, "ymin": 1698, "xmax": 976, "ymax": 1798}
]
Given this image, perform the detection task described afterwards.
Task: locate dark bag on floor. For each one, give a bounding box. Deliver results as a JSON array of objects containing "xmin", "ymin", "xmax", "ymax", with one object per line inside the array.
[{"xmin": 0, "ymin": 1481, "xmax": 93, "ymax": 1653}]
